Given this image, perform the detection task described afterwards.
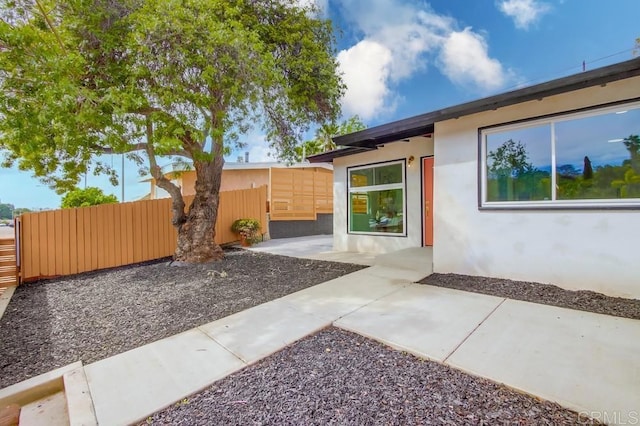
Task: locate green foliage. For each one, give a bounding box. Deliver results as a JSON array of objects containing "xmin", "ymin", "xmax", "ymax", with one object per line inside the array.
[
  {"xmin": 0, "ymin": 202, "xmax": 14, "ymax": 219},
  {"xmin": 0, "ymin": 0, "xmax": 344, "ymax": 188},
  {"xmin": 295, "ymin": 115, "xmax": 367, "ymax": 160},
  {"xmin": 488, "ymin": 135, "xmax": 640, "ymax": 201},
  {"xmin": 61, "ymin": 187, "xmax": 118, "ymax": 208},
  {"xmin": 487, "ymin": 139, "xmax": 534, "ymax": 177},
  {"xmin": 487, "ymin": 139, "xmax": 542, "ymax": 201},
  {"xmin": 622, "ymin": 134, "xmax": 640, "ymax": 172},
  {"xmin": 12, "ymin": 207, "xmax": 32, "ymax": 216},
  {"xmin": 231, "ymin": 218, "xmax": 261, "ymax": 243}
]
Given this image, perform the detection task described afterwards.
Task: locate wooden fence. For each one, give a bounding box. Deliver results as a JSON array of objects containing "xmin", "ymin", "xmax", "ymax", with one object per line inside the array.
[
  {"xmin": 16, "ymin": 186, "xmax": 267, "ymax": 282},
  {"xmin": 269, "ymin": 168, "xmax": 333, "ymax": 221},
  {"xmin": 0, "ymin": 238, "xmax": 17, "ymax": 288}
]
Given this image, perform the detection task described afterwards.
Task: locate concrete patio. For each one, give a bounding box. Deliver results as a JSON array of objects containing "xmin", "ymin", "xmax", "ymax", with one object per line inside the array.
[{"xmin": 1, "ymin": 238, "xmax": 638, "ymax": 425}]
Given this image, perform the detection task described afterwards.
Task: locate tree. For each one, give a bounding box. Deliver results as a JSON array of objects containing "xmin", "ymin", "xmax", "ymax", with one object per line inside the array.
[
  {"xmin": 487, "ymin": 139, "xmax": 534, "ymax": 177},
  {"xmin": 0, "ymin": 203, "xmax": 14, "ymax": 219},
  {"xmin": 622, "ymin": 134, "xmax": 640, "ymax": 173},
  {"xmin": 0, "ymin": 0, "xmax": 344, "ymax": 262},
  {"xmin": 12, "ymin": 207, "xmax": 32, "ymax": 216},
  {"xmin": 487, "ymin": 139, "xmax": 539, "ymax": 201},
  {"xmin": 61, "ymin": 187, "xmax": 118, "ymax": 208},
  {"xmin": 296, "ymin": 115, "xmax": 366, "ymax": 160}
]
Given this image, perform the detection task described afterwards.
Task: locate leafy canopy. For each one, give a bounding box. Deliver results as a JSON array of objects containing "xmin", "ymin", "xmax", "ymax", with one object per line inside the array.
[
  {"xmin": 0, "ymin": 0, "xmax": 344, "ymax": 192},
  {"xmin": 0, "ymin": 203, "xmax": 13, "ymax": 219},
  {"xmin": 60, "ymin": 186, "xmax": 118, "ymax": 208},
  {"xmin": 487, "ymin": 139, "xmax": 534, "ymax": 178}
]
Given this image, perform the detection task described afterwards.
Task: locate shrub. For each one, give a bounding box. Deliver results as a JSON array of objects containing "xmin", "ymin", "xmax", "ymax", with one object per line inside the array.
[{"xmin": 231, "ymin": 218, "xmax": 261, "ymax": 244}]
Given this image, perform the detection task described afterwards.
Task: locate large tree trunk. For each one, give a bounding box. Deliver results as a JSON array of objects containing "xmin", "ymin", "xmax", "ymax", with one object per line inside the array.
[{"xmin": 174, "ymin": 154, "xmax": 225, "ymax": 262}]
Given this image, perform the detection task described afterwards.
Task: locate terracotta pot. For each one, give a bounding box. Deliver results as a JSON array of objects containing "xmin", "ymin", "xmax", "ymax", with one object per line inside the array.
[{"xmin": 240, "ymin": 235, "xmax": 251, "ymax": 247}]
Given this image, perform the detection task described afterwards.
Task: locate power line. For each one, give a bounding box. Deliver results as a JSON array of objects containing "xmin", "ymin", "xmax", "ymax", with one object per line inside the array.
[{"xmin": 500, "ymin": 45, "xmax": 636, "ymax": 93}]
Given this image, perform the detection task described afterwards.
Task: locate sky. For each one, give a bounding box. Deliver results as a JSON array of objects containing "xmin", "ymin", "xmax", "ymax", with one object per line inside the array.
[{"xmin": 1, "ymin": 0, "xmax": 639, "ymax": 209}]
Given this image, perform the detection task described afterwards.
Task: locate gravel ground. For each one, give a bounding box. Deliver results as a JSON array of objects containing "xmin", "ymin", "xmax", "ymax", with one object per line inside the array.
[
  {"xmin": 142, "ymin": 327, "xmax": 596, "ymax": 426},
  {"xmin": 420, "ymin": 273, "xmax": 640, "ymax": 320},
  {"xmin": 0, "ymin": 249, "xmax": 364, "ymax": 388}
]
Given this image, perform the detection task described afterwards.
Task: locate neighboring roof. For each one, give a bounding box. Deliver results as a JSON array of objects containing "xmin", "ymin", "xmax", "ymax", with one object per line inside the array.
[
  {"xmin": 140, "ymin": 161, "xmax": 332, "ymax": 182},
  {"xmin": 222, "ymin": 161, "xmax": 333, "ymax": 171},
  {"xmin": 308, "ymin": 57, "xmax": 640, "ymax": 163}
]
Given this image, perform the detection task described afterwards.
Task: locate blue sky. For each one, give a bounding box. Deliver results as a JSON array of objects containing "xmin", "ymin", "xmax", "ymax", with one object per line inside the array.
[{"xmin": 1, "ymin": 0, "xmax": 639, "ymax": 209}]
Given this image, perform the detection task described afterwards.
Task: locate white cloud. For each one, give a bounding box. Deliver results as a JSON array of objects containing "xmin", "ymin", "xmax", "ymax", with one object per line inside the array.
[
  {"xmin": 335, "ymin": 1, "xmax": 513, "ymax": 119},
  {"xmin": 244, "ymin": 133, "xmax": 275, "ymax": 163},
  {"xmin": 337, "ymin": 40, "xmax": 393, "ymax": 120},
  {"xmin": 294, "ymin": 0, "xmax": 328, "ymax": 15},
  {"xmin": 246, "ymin": 143, "xmax": 274, "ymax": 163},
  {"xmin": 438, "ymin": 28, "xmax": 507, "ymax": 92},
  {"xmin": 497, "ymin": 0, "xmax": 550, "ymax": 29}
]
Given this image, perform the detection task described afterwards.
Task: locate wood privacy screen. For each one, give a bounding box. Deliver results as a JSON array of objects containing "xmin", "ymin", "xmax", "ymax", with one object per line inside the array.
[
  {"xmin": 0, "ymin": 238, "xmax": 17, "ymax": 288},
  {"xmin": 16, "ymin": 186, "xmax": 267, "ymax": 282},
  {"xmin": 269, "ymin": 168, "xmax": 333, "ymax": 221}
]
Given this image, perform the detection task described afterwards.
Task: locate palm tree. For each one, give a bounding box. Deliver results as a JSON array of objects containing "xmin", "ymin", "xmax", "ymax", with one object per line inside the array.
[{"xmin": 298, "ymin": 115, "xmax": 367, "ymax": 160}]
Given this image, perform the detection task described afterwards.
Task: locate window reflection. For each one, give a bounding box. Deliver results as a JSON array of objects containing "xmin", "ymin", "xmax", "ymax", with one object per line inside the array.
[
  {"xmin": 556, "ymin": 108, "xmax": 640, "ymax": 200},
  {"xmin": 348, "ymin": 162, "xmax": 405, "ymax": 234},
  {"xmin": 486, "ymin": 125, "xmax": 551, "ymax": 201},
  {"xmin": 483, "ymin": 102, "xmax": 640, "ymax": 205}
]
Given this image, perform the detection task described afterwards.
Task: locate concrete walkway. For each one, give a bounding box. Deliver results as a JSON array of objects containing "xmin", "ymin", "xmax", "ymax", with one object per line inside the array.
[
  {"xmin": 248, "ymin": 234, "xmax": 376, "ymax": 265},
  {"xmin": 83, "ymin": 246, "xmax": 431, "ymax": 425},
  {"xmin": 3, "ymin": 238, "xmax": 639, "ymax": 425}
]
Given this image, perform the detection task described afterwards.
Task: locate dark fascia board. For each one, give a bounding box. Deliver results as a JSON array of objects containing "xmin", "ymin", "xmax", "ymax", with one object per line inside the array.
[
  {"xmin": 307, "ymin": 146, "xmax": 374, "ymax": 163},
  {"xmin": 343, "ymin": 124, "xmax": 435, "ymax": 149},
  {"xmin": 334, "ymin": 57, "xmax": 640, "ymax": 147}
]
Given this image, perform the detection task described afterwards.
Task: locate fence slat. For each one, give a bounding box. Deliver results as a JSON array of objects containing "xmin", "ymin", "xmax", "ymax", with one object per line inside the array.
[{"xmin": 17, "ymin": 186, "xmax": 268, "ymax": 282}]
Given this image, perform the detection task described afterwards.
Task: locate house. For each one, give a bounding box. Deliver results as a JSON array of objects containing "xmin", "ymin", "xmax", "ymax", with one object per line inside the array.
[
  {"xmin": 308, "ymin": 57, "xmax": 640, "ymax": 299},
  {"xmin": 146, "ymin": 161, "xmax": 334, "ymax": 238}
]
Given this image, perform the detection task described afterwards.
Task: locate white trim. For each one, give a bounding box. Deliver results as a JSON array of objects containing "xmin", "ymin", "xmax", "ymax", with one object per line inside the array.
[
  {"xmin": 347, "ymin": 160, "xmax": 407, "ymax": 236},
  {"xmin": 550, "ymin": 121, "xmax": 557, "ymax": 201}
]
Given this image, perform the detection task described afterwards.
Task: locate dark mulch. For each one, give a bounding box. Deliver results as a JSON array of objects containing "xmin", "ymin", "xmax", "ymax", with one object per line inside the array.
[
  {"xmin": 0, "ymin": 249, "xmax": 364, "ymax": 388},
  {"xmin": 420, "ymin": 273, "xmax": 640, "ymax": 320},
  {"xmin": 142, "ymin": 327, "xmax": 597, "ymax": 426}
]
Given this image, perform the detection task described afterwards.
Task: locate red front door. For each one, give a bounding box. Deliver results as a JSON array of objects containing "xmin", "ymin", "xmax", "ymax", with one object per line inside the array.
[{"xmin": 422, "ymin": 157, "xmax": 434, "ymax": 246}]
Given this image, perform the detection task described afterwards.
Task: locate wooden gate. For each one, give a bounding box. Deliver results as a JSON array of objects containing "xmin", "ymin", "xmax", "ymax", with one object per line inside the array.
[{"xmin": 0, "ymin": 237, "xmax": 17, "ymax": 288}]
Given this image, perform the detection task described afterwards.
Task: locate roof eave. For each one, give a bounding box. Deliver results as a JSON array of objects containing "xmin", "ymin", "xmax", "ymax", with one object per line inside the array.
[{"xmin": 307, "ymin": 147, "xmax": 376, "ymax": 163}]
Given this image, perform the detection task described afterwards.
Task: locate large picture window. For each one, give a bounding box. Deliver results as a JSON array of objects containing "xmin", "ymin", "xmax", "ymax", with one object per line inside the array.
[
  {"xmin": 481, "ymin": 101, "xmax": 640, "ymax": 208},
  {"xmin": 348, "ymin": 161, "xmax": 405, "ymax": 234}
]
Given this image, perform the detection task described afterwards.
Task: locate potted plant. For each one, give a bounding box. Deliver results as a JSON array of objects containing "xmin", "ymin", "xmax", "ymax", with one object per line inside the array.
[{"xmin": 231, "ymin": 218, "xmax": 261, "ymax": 247}]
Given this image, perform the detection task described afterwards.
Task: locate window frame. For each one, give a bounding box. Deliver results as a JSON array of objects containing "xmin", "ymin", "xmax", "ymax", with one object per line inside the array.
[
  {"xmin": 479, "ymin": 99, "xmax": 640, "ymax": 210},
  {"xmin": 347, "ymin": 159, "xmax": 407, "ymax": 236}
]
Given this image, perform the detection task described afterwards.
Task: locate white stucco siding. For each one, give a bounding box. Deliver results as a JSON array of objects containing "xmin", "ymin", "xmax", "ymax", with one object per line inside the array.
[
  {"xmin": 434, "ymin": 76, "xmax": 640, "ymax": 298},
  {"xmin": 333, "ymin": 137, "xmax": 433, "ymax": 253}
]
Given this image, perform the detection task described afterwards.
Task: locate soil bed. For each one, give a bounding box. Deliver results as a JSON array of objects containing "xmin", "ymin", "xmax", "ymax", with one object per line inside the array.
[
  {"xmin": 420, "ymin": 273, "xmax": 640, "ymax": 320},
  {"xmin": 0, "ymin": 248, "xmax": 364, "ymax": 388},
  {"xmin": 142, "ymin": 327, "xmax": 597, "ymax": 425}
]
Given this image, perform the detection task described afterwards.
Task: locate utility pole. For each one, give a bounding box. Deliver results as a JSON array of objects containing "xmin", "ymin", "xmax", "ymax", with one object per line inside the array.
[{"xmin": 121, "ymin": 154, "xmax": 125, "ymax": 202}]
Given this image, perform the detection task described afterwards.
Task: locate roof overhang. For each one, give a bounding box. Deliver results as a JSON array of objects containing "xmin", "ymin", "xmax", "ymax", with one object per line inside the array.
[{"xmin": 308, "ymin": 57, "xmax": 640, "ymax": 163}]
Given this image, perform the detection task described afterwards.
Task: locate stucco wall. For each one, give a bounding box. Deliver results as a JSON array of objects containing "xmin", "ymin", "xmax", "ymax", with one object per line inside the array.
[
  {"xmin": 220, "ymin": 169, "xmax": 270, "ymax": 192},
  {"xmin": 333, "ymin": 138, "xmax": 433, "ymax": 253},
  {"xmin": 171, "ymin": 169, "xmax": 269, "ymax": 197},
  {"xmin": 433, "ymin": 75, "xmax": 640, "ymax": 298}
]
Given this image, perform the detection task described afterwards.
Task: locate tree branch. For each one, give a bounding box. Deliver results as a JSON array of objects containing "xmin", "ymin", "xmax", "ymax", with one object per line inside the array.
[
  {"xmin": 92, "ymin": 142, "xmax": 190, "ymax": 158},
  {"xmin": 34, "ymin": 0, "xmax": 66, "ymax": 53},
  {"xmin": 145, "ymin": 118, "xmax": 187, "ymax": 227}
]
